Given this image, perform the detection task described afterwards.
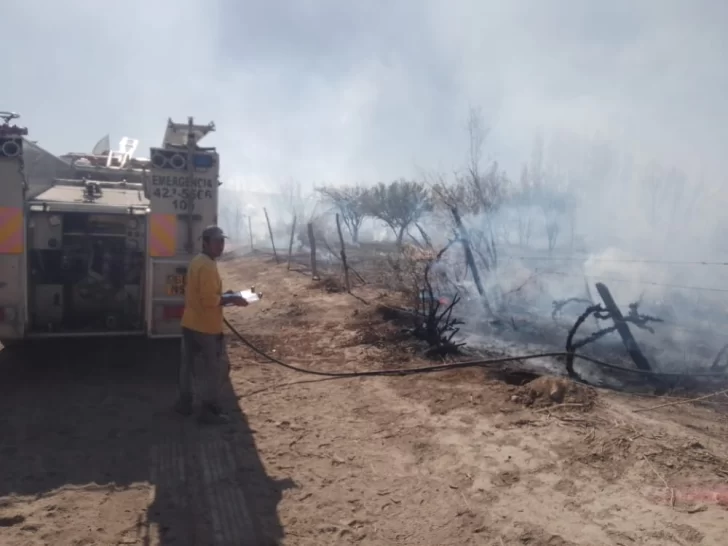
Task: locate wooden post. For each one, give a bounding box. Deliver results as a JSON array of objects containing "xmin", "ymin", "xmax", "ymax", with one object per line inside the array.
[
  {"xmin": 583, "ymin": 274, "xmax": 600, "ymax": 329},
  {"xmin": 307, "ymin": 222, "xmax": 318, "ymax": 280},
  {"xmin": 248, "ymin": 216, "xmax": 253, "ymax": 250},
  {"xmin": 263, "ymin": 207, "xmax": 279, "ymax": 263},
  {"xmin": 287, "ymin": 215, "xmax": 297, "ymax": 270},
  {"xmin": 335, "ymin": 213, "xmax": 351, "ymax": 292},
  {"xmin": 595, "ymin": 282, "xmax": 652, "ymax": 371},
  {"xmin": 450, "ymin": 206, "xmax": 491, "ymax": 315}
]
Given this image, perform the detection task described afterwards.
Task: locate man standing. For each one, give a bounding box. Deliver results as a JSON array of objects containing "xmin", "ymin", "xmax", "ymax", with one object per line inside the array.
[{"xmin": 174, "ymin": 225, "xmax": 247, "ymax": 424}]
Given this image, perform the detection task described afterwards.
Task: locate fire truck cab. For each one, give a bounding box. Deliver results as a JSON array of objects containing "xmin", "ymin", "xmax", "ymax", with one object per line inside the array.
[{"xmin": 0, "ymin": 112, "xmax": 220, "ymax": 343}]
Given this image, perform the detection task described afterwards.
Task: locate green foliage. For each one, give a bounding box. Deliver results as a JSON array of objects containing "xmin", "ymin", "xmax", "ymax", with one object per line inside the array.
[
  {"xmin": 316, "ymin": 185, "xmax": 368, "ymax": 242},
  {"xmin": 361, "ymin": 179, "xmax": 433, "ymax": 244}
]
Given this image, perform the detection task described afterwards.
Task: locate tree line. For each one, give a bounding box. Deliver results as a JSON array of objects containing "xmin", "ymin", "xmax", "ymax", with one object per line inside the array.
[{"xmin": 315, "ymin": 109, "xmax": 576, "ymax": 257}]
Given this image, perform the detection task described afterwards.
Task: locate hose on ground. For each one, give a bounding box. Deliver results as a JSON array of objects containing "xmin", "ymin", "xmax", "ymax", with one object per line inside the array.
[{"xmin": 223, "ymin": 318, "xmax": 728, "ymax": 380}]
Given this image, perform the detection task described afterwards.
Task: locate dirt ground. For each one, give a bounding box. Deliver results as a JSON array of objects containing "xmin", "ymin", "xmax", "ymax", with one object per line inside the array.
[{"xmin": 1, "ymin": 253, "xmax": 728, "ymax": 546}]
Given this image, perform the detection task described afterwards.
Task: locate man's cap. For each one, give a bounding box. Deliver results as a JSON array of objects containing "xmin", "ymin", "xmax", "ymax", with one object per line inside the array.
[{"xmin": 201, "ymin": 225, "xmax": 228, "ymax": 240}]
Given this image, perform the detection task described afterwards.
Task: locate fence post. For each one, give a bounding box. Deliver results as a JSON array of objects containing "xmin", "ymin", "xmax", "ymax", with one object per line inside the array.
[
  {"xmin": 263, "ymin": 207, "xmax": 279, "ymax": 263},
  {"xmin": 307, "ymin": 222, "xmax": 318, "ymax": 280},
  {"xmin": 248, "ymin": 216, "xmax": 253, "ymax": 250},
  {"xmin": 287, "ymin": 215, "xmax": 297, "ymax": 270},
  {"xmin": 335, "ymin": 213, "xmax": 351, "ymax": 292},
  {"xmin": 450, "ymin": 205, "xmax": 491, "ymax": 315},
  {"xmin": 595, "ymin": 282, "xmax": 652, "ymax": 372}
]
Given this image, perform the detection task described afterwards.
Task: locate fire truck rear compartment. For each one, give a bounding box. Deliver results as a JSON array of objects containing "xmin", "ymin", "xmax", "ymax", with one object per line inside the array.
[{"xmin": 28, "ymin": 211, "xmax": 146, "ymax": 335}]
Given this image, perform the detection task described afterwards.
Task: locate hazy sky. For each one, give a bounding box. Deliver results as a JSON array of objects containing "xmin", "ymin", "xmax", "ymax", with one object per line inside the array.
[{"xmin": 4, "ymin": 0, "xmax": 727, "ymax": 191}]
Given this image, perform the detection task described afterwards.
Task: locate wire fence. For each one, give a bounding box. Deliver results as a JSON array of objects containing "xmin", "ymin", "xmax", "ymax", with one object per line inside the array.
[
  {"xmin": 234, "ymin": 239, "xmax": 728, "ymax": 296},
  {"xmin": 226, "ymin": 227, "xmax": 728, "ymax": 378},
  {"xmin": 536, "ymin": 269, "xmax": 728, "ymax": 294},
  {"xmin": 499, "ymin": 254, "xmax": 728, "ymax": 267},
  {"xmin": 222, "ymin": 208, "xmax": 728, "ymax": 385},
  {"xmin": 227, "ymin": 206, "xmax": 728, "ymax": 292},
  {"xmin": 229, "ymin": 211, "xmax": 728, "ymax": 327}
]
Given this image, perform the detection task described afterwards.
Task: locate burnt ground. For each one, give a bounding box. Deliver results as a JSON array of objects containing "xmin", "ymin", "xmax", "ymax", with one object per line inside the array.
[{"xmin": 1, "ymin": 252, "xmax": 728, "ymax": 545}]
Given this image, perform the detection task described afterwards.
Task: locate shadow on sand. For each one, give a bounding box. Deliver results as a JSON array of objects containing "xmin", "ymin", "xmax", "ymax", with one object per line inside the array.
[{"xmin": 0, "ymin": 337, "xmax": 293, "ymax": 545}]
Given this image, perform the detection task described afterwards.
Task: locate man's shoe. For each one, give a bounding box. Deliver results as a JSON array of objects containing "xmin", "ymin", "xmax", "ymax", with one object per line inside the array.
[{"xmin": 174, "ymin": 395, "xmax": 194, "ymax": 416}]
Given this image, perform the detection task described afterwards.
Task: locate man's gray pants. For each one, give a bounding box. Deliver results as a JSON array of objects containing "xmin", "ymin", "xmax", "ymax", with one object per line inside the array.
[{"xmin": 179, "ymin": 327, "xmax": 230, "ymax": 409}]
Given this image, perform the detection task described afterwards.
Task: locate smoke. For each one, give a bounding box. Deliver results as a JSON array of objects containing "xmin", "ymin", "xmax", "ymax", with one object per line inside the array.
[
  {"xmin": 6, "ymin": 1, "xmax": 727, "ymax": 185},
  {"xmin": 6, "ymin": 1, "xmax": 728, "ymax": 371}
]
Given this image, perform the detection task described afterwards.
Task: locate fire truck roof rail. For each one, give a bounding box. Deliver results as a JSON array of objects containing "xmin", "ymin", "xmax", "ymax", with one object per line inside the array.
[{"xmin": 53, "ymin": 178, "xmax": 145, "ymax": 190}]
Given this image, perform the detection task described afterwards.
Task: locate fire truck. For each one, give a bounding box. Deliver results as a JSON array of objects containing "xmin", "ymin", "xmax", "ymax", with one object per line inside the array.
[{"xmin": 0, "ymin": 111, "xmax": 220, "ymax": 344}]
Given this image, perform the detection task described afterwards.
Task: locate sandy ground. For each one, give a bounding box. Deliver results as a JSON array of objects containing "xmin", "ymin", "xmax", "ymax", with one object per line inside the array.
[{"xmin": 1, "ymin": 252, "xmax": 727, "ymax": 545}]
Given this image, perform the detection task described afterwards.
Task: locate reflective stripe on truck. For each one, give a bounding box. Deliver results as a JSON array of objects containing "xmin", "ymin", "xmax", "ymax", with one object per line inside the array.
[
  {"xmin": 0, "ymin": 207, "xmax": 23, "ymax": 254},
  {"xmin": 149, "ymin": 213, "xmax": 177, "ymax": 257}
]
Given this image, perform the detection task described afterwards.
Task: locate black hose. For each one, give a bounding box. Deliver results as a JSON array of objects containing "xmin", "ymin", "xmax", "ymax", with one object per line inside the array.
[{"xmin": 223, "ymin": 318, "xmax": 728, "ymax": 380}]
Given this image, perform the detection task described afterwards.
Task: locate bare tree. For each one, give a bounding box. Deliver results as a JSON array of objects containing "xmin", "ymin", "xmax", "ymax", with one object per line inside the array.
[
  {"xmin": 278, "ymin": 178, "xmax": 303, "ymax": 218},
  {"xmin": 522, "ymin": 132, "xmax": 575, "ymax": 253},
  {"xmin": 642, "ymin": 162, "xmax": 664, "ymax": 227},
  {"xmin": 530, "ymin": 130, "xmax": 545, "ymax": 188},
  {"xmin": 431, "ymin": 108, "xmax": 508, "ymax": 271},
  {"xmin": 361, "ymin": 179, "xmax": 432, "ymax": 246},
  {"xmin": 423, "ymin": 108, "xmax": 512, "ymax": 318},
  {"xmin": 468, "ymin": 107, "xmax": 489, "ymax": 178},
  {"xmin": 511, "ymin": 164, "xmax": 534, "ymax": 247},
  {"xmin": 465, "ymin": 107, "xmax": 505, "ymax": 215},
  {"xmin": 232, "ymin": 204, "xmax": 245, "ymax": 242},
  {"xmin": 315, "ymin": 184, "xmax": 367, "ymax": 243},
  {"xmin": 429, "ymin": 109, "xmax": 505, "ymax": 214},
  {"xmin": 295, "ymin": 203, "xmax": 329, "ymax": 251},
  {"xmin": 217, "ymin": 187, "xmax": 248, "ymax": 243},
  {"xmin": 544, "ymin": 209, "xmax": 560, "ymax": 252},
  {"xmin": 430, "ymin": 109, "xmax": 507, "ymax": 217},
  {"xmin": 536, "ymin": 184, "xmax": 571, "ymax": 253},
  {"xmin": 641, "ymin": 162, "xmax": 694, "ymax": 240}
]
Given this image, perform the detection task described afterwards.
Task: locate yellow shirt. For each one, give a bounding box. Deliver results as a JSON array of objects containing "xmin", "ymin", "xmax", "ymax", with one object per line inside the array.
[{"xmin": 181, "ymin": 253, "xmax": 223, "ymax": 334}]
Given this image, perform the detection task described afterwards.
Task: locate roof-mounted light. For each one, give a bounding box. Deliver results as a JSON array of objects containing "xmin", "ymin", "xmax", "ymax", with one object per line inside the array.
[{"xmin": 0, "ymin": 111, "xmax": 28, "ymax": 136}]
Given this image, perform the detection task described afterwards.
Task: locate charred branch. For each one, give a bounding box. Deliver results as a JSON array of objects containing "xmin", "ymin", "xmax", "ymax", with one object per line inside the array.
[
  {"xmin": 552, "ymin": 297, "xmax": 593, "ymax": 323},
  {"xmin": 595, "ymin": 282, "xmax": 657, "ymax": 372},
  {"xmin": 450, "ymin": 205, "xmax": 492, "ymax": 315},
  {"xmin": 414, "ymin": 222, "xmax": 434, "ymax": 249},
  {"xmin": 410, "ymin": 246, "xmax": 465, "ymax": 356},
  {"xmin": 564, "ymin": 295, "xmax": 663, "ymax": 381}
]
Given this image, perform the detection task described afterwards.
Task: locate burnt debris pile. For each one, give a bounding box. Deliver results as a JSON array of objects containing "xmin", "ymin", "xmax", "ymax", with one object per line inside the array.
[
  {"xmin": 522, "ymin": 281, "xmax": 727, "ymax": 395},
  {"xmin": 407, "ymin": 244, "xmax": 727, "ymax": 394}
]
